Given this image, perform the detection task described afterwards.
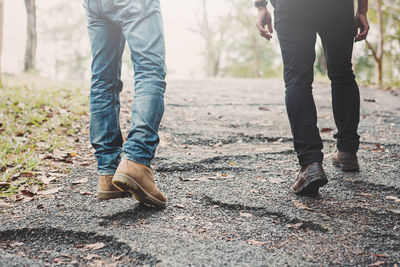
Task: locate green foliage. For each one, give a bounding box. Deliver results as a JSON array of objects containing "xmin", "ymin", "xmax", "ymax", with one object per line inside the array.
[
  {"xmin": 0, "ymin": 74, "xmax": 89, "ymax": 197},
  {"xmin": 354, "ymin": 0, "xmax": 400, "ymax": 88},
  {"xmin": 221, "ymin": 0, "xmax": 279, "ymax": 78}
]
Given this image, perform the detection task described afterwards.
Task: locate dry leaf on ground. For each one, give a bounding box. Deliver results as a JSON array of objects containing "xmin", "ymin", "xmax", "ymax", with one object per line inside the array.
[
  {"xmin": 72, "ymin": 178, "xmax": 88, "ymax": 184},
  {"xmin": 386, "ymin": 196, "xmax": 400, "ymax": 203},
  {"xmin": 286, "ymin": 222, "xmax": 303, "ymax": 229},
  {"xmin": 294, "ymin": 200, "xmax": 314, "ymax": 211},
  {"xmin": 369, "ymin": 261, "xmax": 386, "ymax": 266},
  {"xmin": 248, "ymin": 240, "xmax": 267, "ymax": 246},
  {"xmin": 37, "ymin": 187, "xmax": 62, "ymax": 195},
  {"xmin": 239, "ymin": 212, "xmax": 253, "ymax": 218},
  {"xmin": 269, "ymin": 177, "xmax": 283, "ymax": 184}
]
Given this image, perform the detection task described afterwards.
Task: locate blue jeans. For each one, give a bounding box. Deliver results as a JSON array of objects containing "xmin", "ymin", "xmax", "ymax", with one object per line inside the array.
[{"xmin": 84, "ymin": 0, "xmax": 166, "ymax": 175}]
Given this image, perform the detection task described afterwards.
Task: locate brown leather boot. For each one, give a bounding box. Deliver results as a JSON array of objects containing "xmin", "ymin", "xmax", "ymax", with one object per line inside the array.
[
  {"xmin": 112, "ymin": 159, "xmax": 166, "ymax": 208},
  {"xmin": 97, "ymin": 175, "xmax": 126, "ymax": 200},
  {"xmin": 292, "ymin": 162, "xmax": 328, "ymax": 197},
  {"xmin": 332, "ymin": 150, "xmax": 359, "ymax": 172}
]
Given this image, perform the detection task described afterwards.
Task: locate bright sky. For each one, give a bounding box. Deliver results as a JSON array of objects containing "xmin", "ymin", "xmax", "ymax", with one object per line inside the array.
[{"xmin": 2, "ymin": 0, "xmax": 234, "ymax": 80}]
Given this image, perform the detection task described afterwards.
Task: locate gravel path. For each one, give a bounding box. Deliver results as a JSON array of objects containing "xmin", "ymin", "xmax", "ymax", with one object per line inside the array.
[{"xmin": 1, "ymin": 79, "xmax": 399, "ymax": 266}]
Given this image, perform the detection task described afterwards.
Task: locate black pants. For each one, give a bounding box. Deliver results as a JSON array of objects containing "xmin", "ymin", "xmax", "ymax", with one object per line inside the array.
[{"xmin": 271, "ymin": 0, "xmax": 360, "ymax": 166}]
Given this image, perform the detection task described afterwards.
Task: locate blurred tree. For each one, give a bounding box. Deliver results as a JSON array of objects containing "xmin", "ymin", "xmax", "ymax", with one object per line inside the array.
[
  {"xmin": 222, "ymin": 0, "xmax": 278, "ymax": 78},
  {"xmin": 40, "ymin": 1, "xmax": 89, "ymax": 81},
  {"xmin": 24, "ymin": 0, "xmax": 37, "ymax": 71},
  {"xmin": 194, "ymin": 0, "xmax": 232, "ymax": 77},
  {"xmin": 0, "ymin": 0, "xmax": 3, "ymax": 86},
  {"xmin": 363, "ymin": 0, "xmax": 400, "ymax": 87}
]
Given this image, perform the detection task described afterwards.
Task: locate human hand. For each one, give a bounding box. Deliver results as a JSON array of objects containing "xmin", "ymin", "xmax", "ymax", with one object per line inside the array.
[
  {"xmin": 256, "ymin": 7, "xmax": 273, "ymax": 41},
  {"xmin": 355, "ymin": 12, "xmax": 369, "ymax": 42}
]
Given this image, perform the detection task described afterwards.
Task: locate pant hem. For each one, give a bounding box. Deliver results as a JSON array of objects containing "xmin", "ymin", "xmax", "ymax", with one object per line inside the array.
[{"xmin": 122, "ymin": 155, "xmax": 151, "ymax": 167}]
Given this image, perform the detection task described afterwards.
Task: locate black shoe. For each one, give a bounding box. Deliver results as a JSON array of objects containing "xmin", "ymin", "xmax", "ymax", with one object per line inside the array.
[
  {"xmin": 332, "ymin": 150, "xmax": 359, "ymax": 172},
  {"xmin": 292, "ymin": 162, "xmax": 328, "ymax": 197}
]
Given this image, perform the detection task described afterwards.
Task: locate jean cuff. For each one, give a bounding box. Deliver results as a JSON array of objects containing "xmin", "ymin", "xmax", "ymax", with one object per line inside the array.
[
  {"xmin": 122, "ymin": 154, "xmax": 151, "ymax": 167},
  {"xmin": 98, "ymin": 170, "xmax": 116, "ymax": 176}
]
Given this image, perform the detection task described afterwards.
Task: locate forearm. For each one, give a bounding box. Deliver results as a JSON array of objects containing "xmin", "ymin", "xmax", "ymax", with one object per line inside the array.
[{"xmin": 357, "ymin": 0, "xmax": 368, "ymax": 14}]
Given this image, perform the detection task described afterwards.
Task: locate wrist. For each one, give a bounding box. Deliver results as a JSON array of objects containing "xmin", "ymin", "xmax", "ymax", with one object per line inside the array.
[
  {"xmin": 357, "ymin": 8, "xmax": 368, "ymax": 15},
  {"xmin": 257, "ymin": 6, "xmax": 267, "ymax": 11},
  {"xmin": 255, "ymin": 0, "xmax": 267, "ymax": 9}
]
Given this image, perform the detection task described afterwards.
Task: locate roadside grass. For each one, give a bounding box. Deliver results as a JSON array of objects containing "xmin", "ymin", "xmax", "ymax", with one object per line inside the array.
[{"xmin": 0, "ymin": 74, "xmax": 90, "ymax": 198}]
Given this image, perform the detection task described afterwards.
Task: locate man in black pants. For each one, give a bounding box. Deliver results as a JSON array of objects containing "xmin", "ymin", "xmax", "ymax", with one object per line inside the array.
[{"xmin": 255, "ymin": 0, "xmax": 369, "ymax": 196}]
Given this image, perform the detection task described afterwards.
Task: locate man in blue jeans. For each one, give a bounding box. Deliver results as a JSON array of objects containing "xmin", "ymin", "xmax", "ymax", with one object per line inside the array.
[
  {"xmin": 84, "ymin": 0, "xmax": 167, "ymax": 207},
  {"xmin": 255, "ymin": 0, "xmax": 369, "ymax": 196}
]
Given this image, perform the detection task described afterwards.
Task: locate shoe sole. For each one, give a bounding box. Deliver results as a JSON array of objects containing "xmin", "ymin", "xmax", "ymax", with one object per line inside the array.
[
  {"xmin": 332, "ymin": 161, "xmax": 359, "ymax": 172},
  {"xmin": 97, "ymin": 191, "xmax": 128, "ymax": 200},
  {"xmin": 112, "ymin": 173, "xmax": 166, "ymax": 208},
  {"xmin": 294, "ymin": 174, "xmax": 328, "ymax": 197}
]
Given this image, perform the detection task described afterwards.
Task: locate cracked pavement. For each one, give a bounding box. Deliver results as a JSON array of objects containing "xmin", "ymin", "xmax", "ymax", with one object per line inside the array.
[{"xmin": 1, "ymin": 79, "xmax": 399, "ymax": 266}]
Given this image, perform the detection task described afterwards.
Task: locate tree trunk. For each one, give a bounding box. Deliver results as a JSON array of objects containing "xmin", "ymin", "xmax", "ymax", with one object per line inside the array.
[
  {"xmin": 376, "ymin": 0, "xmax": 384, "ymax": 86},
  {"xmin": 0, "ymin": 0, "xmax": 4, "ymax": 86},
  {"xmin": 24, "ymin": 0, "xmax": 37, "ymax": 71},
  {"xmin": 252, "ymin": 35, "xmax": 260, "ymax": 78},
  {"xmin": 364, "ymin": 0, "xmax": 384, "ymax": 87},
  {"xmin": 201, "ymin": 0, "xmax": 219, "ymax": 77}
]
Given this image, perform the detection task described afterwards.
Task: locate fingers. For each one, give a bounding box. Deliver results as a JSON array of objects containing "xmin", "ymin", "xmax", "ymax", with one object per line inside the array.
[
  {"xmin": 267, "ymin": 22, "xmax": 273, "ymax": 34},
  {"xmin": 355, "ymin": 25, "xmax": 369, "ymax": 41},
  {"xmin": 256, "ymin": 22, "xmax": 272, "ymax": 41},
  {"xmin": 355, "ymin": 15, "xmax": 369, "ymax": 42}
]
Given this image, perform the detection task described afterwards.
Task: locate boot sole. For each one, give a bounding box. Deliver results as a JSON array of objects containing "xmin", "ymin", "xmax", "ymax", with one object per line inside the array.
[
  {"xmin": 294, "ymin": 174, "xmax": 328, "ymax": 197},
  {"xmin": 332, "ymin": 161, "xmax": 360, "ymax": 172},
  {"xmin": 97, "ymin": 190, "xmax": 127, "ymax": 200},
  {"xmin": 112, "ymin": 173, "xmax": 166, "ymax": 208}
]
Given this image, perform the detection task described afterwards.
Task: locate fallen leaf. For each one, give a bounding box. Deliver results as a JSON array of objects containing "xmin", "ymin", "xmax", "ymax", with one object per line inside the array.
[
  {"xmin": 69, "ymin": 152, "xmax": 78, "ymax": 157},
  {"xmin": 37, "ymin": 187, "xmax": 62, "ymax": 195},
  {"xmin": 40, "ymin": 176, "xmax": 57, "ymax": 185},
  {"xmin": 10, "ymin": 242, "xmax": 24, "ymax": 248},
  {"xmin": 355, "ymin": 193, "xmax": 373, "ymax": 197},
  {"xmin": 239, "ymin": 212, "xmax": 253, "ymax": 218},
  {"xmin": 294, "ymin": 200, "xmax": 313, "ymax": 211},
  {"xmin": 387, "ymin": 208, "xmax": 400, "ymax": 214},
  {"xmin": 228, "ymin": 161, "xmax": 236, "ymax": 166},
  {"xmin": 372, "ymin": 254, "xmax": 388, "ymax": 258},
  {"xmin": 386, "ymin": 196, "xmax": 400, "ymax": 203},
  {"xmin": 84, "ymin": 254, "xmax": 101, "ymax": 260},
  {"xmin": 174, "ymin": 215, "xmax": 187, "ymax": 221},
  {"xmin": 0, "ymin": 200, "xmax": 14, "ymax": 209},
  {"xmin": 211, "ymin": 142, "xmax": 223, "ymax": 147},
  {"xmin": 0, "ymin": 182, "xmax": 10, "ymax": 189},
  {"xmin": 269, "ymin": 177, "xmax": 283, "ymax": 184},
  {"xmin": 85, "ymin": 243, "xmax": 105, "ymax": 250},
  {"xmin": 320, "ymin": 128, "xmax": 333, "ymax": 133},
  {"xmin": 372, "ymin": 144, "xmax": 384, "ymax": 152},
  {"xmin": 369, "ymin": 261, "xmax": 385, "ymax": 266},
  {"xmin": 20, "ymin": 190, "xmax": 36, "ymax": 198},
  {"xmin": 248, "ymin": 240, "xmax": 267, "ymax": 246},
  {"xmin": 216, "ymin": 173, "xmax": 234, "ymax": 179},
  {"xmin": 60, "ymin": 254, "xmax": 73, "ymax": 258},
  {"xmin": 180, "ymin": 177, "xmax": 211, "ymax": 182},
  {"xmin": 286, "ymin": 222, "xmax": 303, "ymax": 229},
  {"xmin": 72, "ymin": 178, "xmax": 88, "ymax": 185},
  {"xmin": 80, "ymin": 191, "xmax": 93, "ymax": 196}
]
